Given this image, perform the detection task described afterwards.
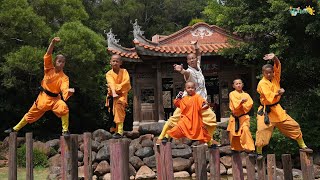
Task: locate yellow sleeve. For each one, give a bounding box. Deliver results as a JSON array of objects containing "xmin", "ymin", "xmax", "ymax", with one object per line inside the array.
[
  {"xmin": 229, "ymin": 92, "xmax": 242, "ymax": 111},
  {"xmin": 174, "ymin": 98, "xmax": 181, "ymax": 108},
  {"xmin": 116, "ymin": 69, "xmax": 131, "ymax": 94},
  {"xmin": 44, "ymin": 53, "xmax": 54, "ymax": 71},
  {"xmin": 242, "ymin": 93, "xmax": 253, "ymax": 113},
  {"xmin": 257, "ymin": 82, "xmax": 278, "ymax": 104},
  {"xmin": 274, "ymin": 61, "xmax": 281, "ymax": 83},
  {"xmin": 60, "ymin": 76, "xmax": 72, "ymax": 101},
  {"xmin": 106, "ymin": 71, "xmax": 116, "ymax": 92}
]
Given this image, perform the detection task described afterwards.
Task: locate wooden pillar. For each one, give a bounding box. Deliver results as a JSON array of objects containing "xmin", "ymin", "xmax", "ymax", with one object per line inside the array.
[
  {"xmin": 246, "ymin": 155, "xmax": 256, "ymax": 180},
  {"xmin": 282, "ymin": 154, "xmax": 293, "ymax": 180},
  {"xmin": 231, "ymin": 151, "xmax": 244, "ymax": 180},
  {"xmin": 60, "ymin": 135, "xmax": 78, "ymax": 180},
  {"xmin": 154, "ymin": 142, "xmax": 174, "ymax": 180},
  {"xmin": 267, "ymin": 154, "xmax": 276, "ymax": 180},
  {"xmin": 83, "ymin": 132, "xmax": 92, "ymax": 180},
  {"xmin": 300, "ymin": 150, "xmax": 314, "ymax": 180},
  {"xmin": 132, "ymin": 71, "xmax": 140, "ymax": 128},
  {"xmin": 156, "ymin": 62, "xmax": 165, "ymax": 121},
  {"xmin": 257, "ymin": 157, "xmax": 266, "ymax": 180},
  {"xmin": 110, "ymin": 139, "xmax": 130, "ymax": 180},
  {"xmin": 208, "ymin": 147, "xmax": 220, "ymax": 180},
  {"xmin": 9, "ymin": 132, "xmax": 17, "ymax": 180},
  {"xmin": 26, "ymin": 133, "xmax": 33, "ymax": 180},
  {"xmin": 193, "ymin": 144, "xmax": 207, "ymax": 180}
]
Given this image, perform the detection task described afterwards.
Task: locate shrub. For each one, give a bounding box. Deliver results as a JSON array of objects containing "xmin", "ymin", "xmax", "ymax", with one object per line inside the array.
[{"xmin": 17, "ymin": 144, "xmax": 49, "ymax": 168}]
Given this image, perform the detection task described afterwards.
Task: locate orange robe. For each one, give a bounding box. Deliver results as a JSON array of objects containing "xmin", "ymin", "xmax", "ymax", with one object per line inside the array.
[
  {"xmin": 167, "ymin": 94, "xmax": 211, "ymax": 143},
  {"xmin": 227, "ymin": 90, "xmax": 255, "ymax": 151},
  {"xmin": 24, "ymin": 53, "xmax": 72, "ymax": 123},
  {"xmin": 256, "ymin": 61, "xmax": 302, "ymax": 147},
  {"xmin": 106, "ymin": 68, "xmax": 131, "ymax": 123}
]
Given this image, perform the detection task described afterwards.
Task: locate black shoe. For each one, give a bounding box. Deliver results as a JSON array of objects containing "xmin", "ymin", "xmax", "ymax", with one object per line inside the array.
[
  {"xmin": 4, "ymin": 128, "xmax": 16, "ymax": 134},
  {"xmin": 161, "ymin": 137, "xmax": 168, "ymax": 144},
  {"xmin": 112, "ymin": 133, "xmax": 122, "ymax": 139},
  {"xmin": 62, "ymin": 131, "xmax": 70, "ymax": 137},
  {"xmin": 257, "ymin": 154, "xmax": 264, "ymax": 160},
  {"xmin": 208, "ymin": 144, "xmax": 217, "ymax": 149},
  {"xmin": 248, "ymin": 152, "xmax": 257, "ymax": 158}
]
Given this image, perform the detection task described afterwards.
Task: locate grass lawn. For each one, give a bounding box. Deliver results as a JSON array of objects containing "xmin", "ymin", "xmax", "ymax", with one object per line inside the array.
[{"xmin": 0, "ymin": 167, "xmax": 49, "ymax": 180}]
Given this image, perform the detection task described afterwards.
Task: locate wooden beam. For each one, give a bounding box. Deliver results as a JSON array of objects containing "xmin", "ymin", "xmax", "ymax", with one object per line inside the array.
[
  {"xmin": 231, "ymin": 151, "xmax": 244, "ymax": 180},
  {"xmin": 193, "ymin": 144, "xmax": 207, "ymax": 180},
  {"xmin": 83, "ymin": 132, "xmax": 92, "ymax": 180},
  {"xmin": 246, "ymin": 155, "xmax": 255, "ymax": 180},
  {"xmin": 282, "ymin": 154, "xmax": 293, "ymax": 180},
  {"xmin": 26, "ymin": 133, "xmax": 33, "ymax": 180},
  {"xmin": 267, "ymin": 154, "xmax": 276, "ymax": 180},
  {"xmin": 9, "ymin": 132, "xmax": 17, "ymax": 180},
  {"xmin": 208, "ymin": 147, "xmax": 220, "ymax": 180},
  {"xmin": 110, "ymin": 139, "xmax": 130, "ymax": 180},
  {"xmin": 60, "ymin": 135, "xmax": 78, "ymax": 180},
  {"xmin": 257, "ymin": 157, "xmax": 266, "ymax": 180},
  {"xmin": 154, "ymin": 142, "xmax": 174, "ymax": 180},
  {"xmin": 300, "ymin": 150, "xmax": 314, "ymax": 180}
]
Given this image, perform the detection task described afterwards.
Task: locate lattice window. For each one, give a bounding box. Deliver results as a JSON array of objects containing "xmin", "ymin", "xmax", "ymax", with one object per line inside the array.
[{"xmin": 141, "ymin": 89, "xmax": 155, "ymax": 103}]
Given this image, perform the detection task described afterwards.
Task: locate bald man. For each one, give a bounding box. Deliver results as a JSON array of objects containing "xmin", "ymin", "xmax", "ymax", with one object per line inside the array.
[
  {"xmin": 4, "ymin": 37, "xmax": 74, "ymax": 136},
  {"xmin": 105, "ymin": 54, "xmax": 131, "ymax": 139}
]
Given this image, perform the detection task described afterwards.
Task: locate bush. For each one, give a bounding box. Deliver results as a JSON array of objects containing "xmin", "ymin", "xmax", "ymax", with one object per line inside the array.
[{"xmin": 17, "ymin": 144, "xmax": 49, "ymax": 168}]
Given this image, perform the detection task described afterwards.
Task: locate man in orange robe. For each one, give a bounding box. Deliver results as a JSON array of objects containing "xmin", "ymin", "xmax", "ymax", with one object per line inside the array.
[
  {"xmin": 106, "ymin": 54, "xmax": 131, "ymax": 139},
  {"xmin": 5, "ymin": 37, "xmax": 74, "ymax": 136},
  {"xmin": 255, "ymin": 53, "xmax": 312, "ymax": 159},
  {"xmin": 227, "ymin": 79, "xmax": 255, "ymax": 152},
  {"xmin": 167, "ymin": 82, "xmax": 211, "ymax": 143}
]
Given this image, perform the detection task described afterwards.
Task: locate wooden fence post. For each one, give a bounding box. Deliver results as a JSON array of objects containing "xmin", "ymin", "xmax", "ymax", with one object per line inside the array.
[
  {"xmin": 267, "ymin": 154, "xmax": 276, "ymax": 180},
  {"xmin": 110, "ymin": 139, "xmax": 130, "ymax": 180},
  {"xmin": 83, "ymin": 132, "xmax": 92, "ymax": 180},
  {"xmin": 246, "ymin": 155, "xmax": 256, "ymax": 180},
  {"xmin": 257, "ymin": 157, "xmax": 266, "ymax": 180},
  {"xmin": 154, "ymin": 142, "xmax": 174, "ymax": 180},
  {"xmin": 300, "ymin": 150, "xmax": 314, "ymax": 180},
  {"xmin": 26, "ymin": 132, "xmax": 33, "ymax": 180},
  {"xmin": 282, "ymin": 154, "xmax": 293, "ymax": 180},
  {"xmin": 9, "ymin": 132, "xmax": 17, "ymax": 180},
  {"xmin": 193, "ymin": 144, "xmax": 207, "ymax": 180},
  {"xmin": 209, "ymin": 147, "xmax": 220, "ymax": 180},
  {"xmin": 231, "ymin": 151, "xmax": 244, "ymax": 180},
  {"xmin": 60, "ymin": 135, "xmax": 78, "ymax": 180}
]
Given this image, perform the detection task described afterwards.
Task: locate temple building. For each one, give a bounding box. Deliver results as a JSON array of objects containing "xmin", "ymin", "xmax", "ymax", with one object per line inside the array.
[{"xmin": 106, "ymin": 20, "xmax": 256, "ymax": 127}]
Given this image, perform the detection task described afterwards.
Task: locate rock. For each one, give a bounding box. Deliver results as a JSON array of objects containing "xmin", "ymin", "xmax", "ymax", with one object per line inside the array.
[
  {"xmin": 227, "ymin": 168, "xmax": 232, "ymax": 175},
  {"xmin": 314, "ymin": 152, "xmax": 320, "ymax": 165},
  {"xmin": 78, "ymin": 161, "xmax": 84, "ymax": 167},
  {"xmin": 139, "ymin": 134, "xmax": 154, "ymax": 142},
  {"xmin": 220, "ymin": 156, "xmax": 232, "ymax": 168},
  {"xmin": 33, "ymin": 141, "xmax": 51, "ymax": 156},
  {"xmin": 78, "ymin": 134, "xmax": 84, "ymax": 144},
  {"xmin": 78, "ymin": 150, "xmax": 84, "ymax": 162},
  {"xmin": 314, "ymin": 164, "xmax": 320, "ymax": 178},
  {"xmin": 292, "ymin": 168, "xmax": 302, "ymax": 178},
  {"xmin": 130, "ymin": 175, "xmax": 135, "ymax": 180},
  {"xmin": 138, "ymin": 122, "xmax": 164, "ymax": 135},
  {"xmin": 172, "ymin": 146, "xmax": 192, "ymax": 158},
  {"xmin": 130, "ymin": 156, "xmax": 144, "ymax": 170},
  {"xmin": 102, "ymin": 173, "xmax": 111, "ymax": 180},
  {"xmin": 220, "ymin": 130, "xmax": 230, "ymax": 145},
  {"xmin": 174, "ymin": 171, "xmax": 190, "ymax": 178},
  {"xmin": 129, "ymin": 163, "xmax": 137, "ymax": 176},
  {"xmin": 48, "ymin": 166, "xmax": 61, "ymax": 180},
  {"xmin": 92, "ymin": 151, "xmax": 97, "ymax": 162},
  {"xmin": 220, "ymin": 163, "xmax": 227, "ymax": 174},
  {"xmin": 129, "ymin": 146, "xmax": 137, "ymax": 158},
  {"xmin": 219, "ymin": 145, "xmax": 232, "ymax": 155},
  {"xmin": 48, "ymin": 154, "xmax": 60, "ymax": 167},
  {"xmin": 135, "ymin": 147, "xmax": 154, "ymax": 158},
  {"xmin": 124, "ymin": 130, "xmax": 140, "ymax": 139},
  {"xmin": 94, "ymin": 160, "xmax": 110, "ymax": 175},
  {"xmin": 96, "ymin": 146, "xmax": 110, "ymax": 161},
  {"xmin": 190, "ymin": 163, "xmax": 195, "ymax": 173},
  {"xmin": 92, "ymin": 175, "xmax": 98, "ymax": 180},
  {"xmin": 92, "ymin": 162, "xmax": 99, "ymax": 171},
  {"xmin": 240, "ymin": 152, "xmax": 247, "ymax": 167},
  {"xmin": 92, "ymin": 129, "xmax": 112, "ymax": 142},
  {"xmin": 91, "ymin": 141, "xmax": 101, "ymax": 152},
  {"xmin": 135, "ymin": 165, "xmax": 156, "ymax": 179},
  {"xmin": 173, "ymin": 158, "xmax": 191, "ymax": 172},
  {"xmin": 141, "ymin": 139, "xmax": 153, "ymax": 147},
  {"xmin": 46, "ymin": 139, "xmax": 60, "ymax": 150},
  {"xmin": 100, "ymin": 140, "xmax": 110, "ymax": 148},
  {"xmin": 217, "ymin": 121, "xmax": 228, "ymax": 130},
  {"xmin": 143, "ymin": 155, "xmax": 156, "ymax": 168},
  {"xmin": 78, "ymin": 166, "xmax": 84, "ymax": 178}
]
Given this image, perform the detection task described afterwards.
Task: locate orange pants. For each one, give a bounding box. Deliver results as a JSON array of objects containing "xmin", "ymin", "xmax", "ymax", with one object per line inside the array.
[
  {"xmin": 113, "ymin": 98, "xmax": 126, "ymax": 123},
  {"xmin": 255, "ymin": 114, "xmax": 302, "ymax": 148},
  {"xmin": 24, "ymin": 92, "xmax": 69, "ymax": 123},
  {"xmin": 227, "ymin": 117, "xmax": 255, "ymax": 151}
]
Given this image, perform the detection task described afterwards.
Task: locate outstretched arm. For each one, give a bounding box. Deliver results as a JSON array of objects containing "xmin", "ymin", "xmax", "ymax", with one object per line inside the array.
[
  {"xmin": 173, "ymin": 64, "xmax": 191, "ymax": 81},
  {"xmin": 46, "ymin": 37, "xmax": 60, "ymax": 55},
  {"xmin": 191, "ymin": 40, "xmax": 201, "ymax": 66},
  {"xmin": 263, "ymin": 53, "xmax": 281, "ymax": 82}
]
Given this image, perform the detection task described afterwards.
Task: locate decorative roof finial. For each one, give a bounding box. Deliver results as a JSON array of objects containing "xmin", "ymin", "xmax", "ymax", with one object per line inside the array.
[
  {"xmin": 104, "ymin": 29, "xmax": 120, "ymax": 45},
  {"xmin": 132, "ymin": 19, "xmax": 144, "ymax": 37}
]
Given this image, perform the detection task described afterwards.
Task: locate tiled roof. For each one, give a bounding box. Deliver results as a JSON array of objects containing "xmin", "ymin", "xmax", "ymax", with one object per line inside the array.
[
  {"xmin": 107, "ymin": 47, "xmax": 140, "ymax": 59},
  {"xmin": 133, "ymin": 40, "xmax": 231, "ymax": 54}
]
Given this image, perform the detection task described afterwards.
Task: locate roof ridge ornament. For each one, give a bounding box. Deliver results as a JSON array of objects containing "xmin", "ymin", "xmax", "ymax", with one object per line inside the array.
[
  {"xmin": 132, "ymin": 19, "xmax": 145, "ymax": 38},
  {"xmin": 105, "ymin": 29, "xmax": 120, "ymax": 45},
  {"xmin": 190, "ymin": 26, "xmax": 213, "ymax": 39}
]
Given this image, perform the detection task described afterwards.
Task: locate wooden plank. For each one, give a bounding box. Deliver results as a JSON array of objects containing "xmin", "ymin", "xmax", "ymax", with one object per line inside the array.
[
  {"xmin": 267, "ymin": 154, "xmax": 276, "ymax": 180},
  {"xmin": 155, "ymin": 142, "xmax": 174, "ymax": 180},
  {"xmin": 26, "ymin": 132, "xmax": 33, "ymax": 180},
  {"xmin": 231, "ymin": 151, "xmax": 244, "ymax": 180},
  {"xmin": 60, "ymin": 135, "xmax": 78, "ymax": 180},
  {"xmin": 9, "ymin": 132, "xmax": 17, "ymax": 180},
  {"xmin": 281, "ymin": 154, "xmax": 293, "ymax": 180},
  {"xmin": 192, "ymin": 144, "xmax": 207, "ymax": 180},
  {"xmin": 110, "ymin": 139, "xmax": 130, "ymax": 180},
  {"xmin": 246, "ymin": 155, "xmax": 255, "ymax": 180},
  {"xmin": 300, "ymin": 150, "xmax": 314, "ymax": 180},
  {"xmin": 83, "ymin": 132, "xmax": 92, "ymax": 180},
  {"xmin": 257, "ymin": 156, "xmax": 266, "ymax": 180},
  {"xmin": 209, "ymin": 147, "xmax": 220, "ymax": 180}
]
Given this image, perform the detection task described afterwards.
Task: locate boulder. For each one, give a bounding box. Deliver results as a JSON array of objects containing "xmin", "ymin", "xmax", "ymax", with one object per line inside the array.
[
  {"xmin": 92, "ymin": 129, "xmax": 112, "ymax": 142},
  {"xmin": 173, "ymin": 158, "xmax": 191, "ymax": 172},
  {"xmin": 135, "ymin": 147, "xmax": 154, "ymax": 158},
  {"xmin": 135, "ymin": 165, "xmax": 156, "ymax": 179}
]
